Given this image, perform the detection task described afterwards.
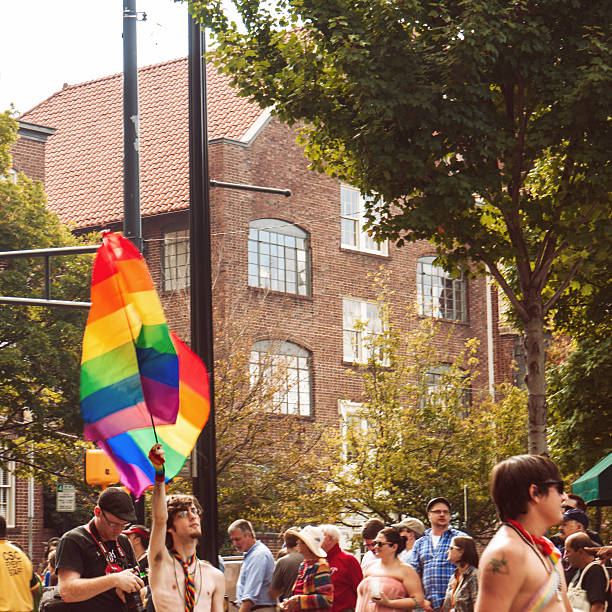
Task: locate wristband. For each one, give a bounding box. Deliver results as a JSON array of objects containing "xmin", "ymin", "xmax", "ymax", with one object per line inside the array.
[
  {"xmin": 154, "ymin": 465, "xmax": 165, "ymax": 482},
  {"xmin": 410, "ymin": 598, "xmax": 417, "ymax": 609}
]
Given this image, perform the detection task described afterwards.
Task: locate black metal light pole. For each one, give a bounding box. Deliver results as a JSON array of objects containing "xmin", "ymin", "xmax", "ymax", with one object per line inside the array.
[
  {"xmin": 123, "ymin": 0, "xmax": 143, "ymax": 252},
  {"xmin": 188, "ymin": 15, "xmax": 219, "ymax": 566}
]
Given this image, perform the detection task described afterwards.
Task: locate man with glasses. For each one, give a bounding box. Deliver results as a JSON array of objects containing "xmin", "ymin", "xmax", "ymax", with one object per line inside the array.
[
  {"xmin": 360, "ymin": 518, "xmax": 384, "ymax": 570},
  {"xmin": 475, "ymin": 454, "xmax": 572, "ymax": 612},
  {"xmin": 147, "ymin": 443, "xmax": 225, "ymax": 612},
  {"xmin": 409, "ymin": 498, "xmax": 467, "ymax": 612},
  {"xmin": 55, "ymin": 486, "xmax": 144, "ymax": 611}
]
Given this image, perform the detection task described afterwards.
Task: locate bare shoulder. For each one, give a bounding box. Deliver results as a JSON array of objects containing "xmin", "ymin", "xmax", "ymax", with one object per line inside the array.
[
  {"xmin": 480, "ymin": 528, "xmax": 526, "ymax": 577},
  {"xmin": 401, "ymin": 563, "xmax": 420, "ymax": 581},
  {"xmin": 201, "ymin": 561, "xmax": 225, "ymax": 582}
]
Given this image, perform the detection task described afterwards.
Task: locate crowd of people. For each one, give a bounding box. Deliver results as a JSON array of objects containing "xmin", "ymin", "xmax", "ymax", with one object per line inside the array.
[{"xmin": 2, "ymin": 451, "xmax": 611, "ymax": 612}]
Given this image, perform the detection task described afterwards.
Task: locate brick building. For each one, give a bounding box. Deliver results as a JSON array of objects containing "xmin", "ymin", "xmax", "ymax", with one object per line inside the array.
[{"xmin": 9, "ymin": 57, "xmax": 519, "ymax": 563}]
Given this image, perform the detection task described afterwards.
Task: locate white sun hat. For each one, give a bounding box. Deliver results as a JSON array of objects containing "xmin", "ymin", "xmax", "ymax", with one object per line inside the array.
[{"xmin": 294, "ymin": 525, "xmax": 327, "ymax": 558}]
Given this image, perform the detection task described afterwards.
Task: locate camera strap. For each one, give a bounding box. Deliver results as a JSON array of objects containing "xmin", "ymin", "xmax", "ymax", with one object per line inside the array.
[{"xmin": 87, "ymin": 519, "xmax": 129, "ymax": 574}]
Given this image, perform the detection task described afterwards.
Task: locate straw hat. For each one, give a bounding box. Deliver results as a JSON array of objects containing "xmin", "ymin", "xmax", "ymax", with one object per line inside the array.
[{"xmin": 294, "ymin": 525, "xmax": 327, "ymax": 558}]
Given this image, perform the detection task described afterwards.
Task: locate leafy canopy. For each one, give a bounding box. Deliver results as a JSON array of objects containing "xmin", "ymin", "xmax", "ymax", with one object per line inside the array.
[
  {"xmin": 0, "ymin": 111, "xmax": 95, "ymax": 485},
  {"xmin": 189, "ymin": 0, "xmax": 611, "ymax": 453}
]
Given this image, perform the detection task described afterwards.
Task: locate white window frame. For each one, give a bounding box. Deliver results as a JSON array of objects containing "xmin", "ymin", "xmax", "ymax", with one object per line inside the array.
[
  {"xmin": 417, "ymin": 256, "xmax": 467, "ymax": 322},
  {"xmin": 0, "ymin": 464, "xmax": 16, "ymax": 527},
  {"xmin": 338, "ymin": 400, "xmax": 368, "ymax": 463},
  {"xmin": 250, "ymin": 340, "xmax": 313, "ymax": 416},
  {"xmin": 162, "ymin": 228, "xmax": 190, "ymax": 291},
  {"xmin": 342, "ymin": 298, "xmax": 384, "ymax": 364},
  {"xmin": 248, "ymin": 219, "xmax": 310, "ymax": 296},
  {"xmin": 341, "ymin": 184, "xmax": 388, "ymax": 255},
  {"xmin": 424, "ymin": 365, "xmax": 471, "ymax": 412}
]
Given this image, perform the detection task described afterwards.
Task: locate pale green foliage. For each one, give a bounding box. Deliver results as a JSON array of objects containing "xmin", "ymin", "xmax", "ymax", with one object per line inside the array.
[{"xmin": 325, "ymin": 272, "xmax": 527, "ymax": 536}]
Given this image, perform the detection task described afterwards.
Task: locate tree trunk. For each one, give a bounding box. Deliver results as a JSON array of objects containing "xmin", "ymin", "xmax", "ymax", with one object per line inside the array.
[{"xmin": 523, "ymin": 309, "xmax": 548, "ymax": 455}]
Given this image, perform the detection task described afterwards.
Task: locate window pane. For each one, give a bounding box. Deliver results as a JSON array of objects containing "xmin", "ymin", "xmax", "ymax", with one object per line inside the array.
[
  {"xmin": 417, "ymin": 258, "xmax": 466, "ymax": 321},
  {"xmin": 248, "ymin": 221, "xmax": 310, "ymax": 296},
  {"xmin": 163, "ymin": 229, "xmax": 190, "ymax": 291}
]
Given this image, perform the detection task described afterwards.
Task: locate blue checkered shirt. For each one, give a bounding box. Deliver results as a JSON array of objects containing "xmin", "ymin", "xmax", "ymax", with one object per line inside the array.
[{"xmin": 409, "ymin": 527, "xmax": 468, "ymax": 609}]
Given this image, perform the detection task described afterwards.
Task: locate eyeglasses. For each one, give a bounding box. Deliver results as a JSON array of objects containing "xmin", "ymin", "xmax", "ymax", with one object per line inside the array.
[
  {"xmin": 364, "ymin": 540, "xmax": 375, "ymax": 549},
  {"xmin": 537, "ymin": 479, "xmax": 564, "ymax": 495},
  {"xmin": 429, "ymin": 509, "xmax": 450, "ymax": 515},
  {"xmin": 449, "ymin": 545, "xmax": 462, "ymax": 551},
  {"xmin": 101, "ymin": 509, "xmax": 130, "ymax": 530},
  {"xmin": 372, "ymin": 541, "xmax": 392, "ymax": 548},
  {"xmin": 176, "ymin": 506, "xmax": 201, "ymax": 519}
]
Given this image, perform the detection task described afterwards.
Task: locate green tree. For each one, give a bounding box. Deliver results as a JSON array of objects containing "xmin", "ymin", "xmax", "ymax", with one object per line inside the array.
[
  {"xmin": 190, "ymin": 0, "xmax": 611, "ymax": 453},
  {"xmin": 324, "ymin": 279, "xmax": 527, "ymax": 538},
  {"xmin": 0, "ymin": 111, "xmax": 94, "ymax": 485}
]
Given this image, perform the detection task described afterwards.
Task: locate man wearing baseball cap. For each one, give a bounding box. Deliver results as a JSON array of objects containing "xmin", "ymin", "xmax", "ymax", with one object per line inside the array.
[
  {"xmin": 409, "ymin": 498, "xmax": 467, "ymax": 612},
  {"xmin": 391, "ymin": 518, "xmax": 425, "ymax": 564},
  {"xmin": 123, "ymin": 525, "xmax": 151, "ymax": 574},
  {"xmin": 55, "ymin": 486, "xmax": 144, "ymax": 611}
]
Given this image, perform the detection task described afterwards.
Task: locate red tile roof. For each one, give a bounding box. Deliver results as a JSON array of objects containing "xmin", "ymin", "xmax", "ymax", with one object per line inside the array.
[{"xmin": 21, "ymin": 58, "xmax": 267, "ymax": 229}]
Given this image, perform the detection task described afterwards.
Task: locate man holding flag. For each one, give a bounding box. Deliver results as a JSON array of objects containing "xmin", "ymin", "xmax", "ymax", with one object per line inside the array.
[{"xmin": 147, "ymin": 443, "xmax": 225, "ymax": 612}]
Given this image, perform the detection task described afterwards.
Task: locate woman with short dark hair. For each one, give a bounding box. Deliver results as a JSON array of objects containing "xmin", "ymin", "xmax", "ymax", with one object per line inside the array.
[{"xmin": 441, "ymin": 536, "xmax": 479, "ymax": 612}]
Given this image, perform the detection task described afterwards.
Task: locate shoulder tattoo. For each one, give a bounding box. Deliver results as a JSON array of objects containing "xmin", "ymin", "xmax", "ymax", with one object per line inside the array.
[{"xmin": 487, "ymin": 554, "xmax": 509, "ymax": 575}]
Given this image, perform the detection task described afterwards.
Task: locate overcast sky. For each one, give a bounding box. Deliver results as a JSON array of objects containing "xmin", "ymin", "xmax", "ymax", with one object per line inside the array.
[{"xmin": 1, "ymin": 0, "xmax": 190, "ymax": 115}]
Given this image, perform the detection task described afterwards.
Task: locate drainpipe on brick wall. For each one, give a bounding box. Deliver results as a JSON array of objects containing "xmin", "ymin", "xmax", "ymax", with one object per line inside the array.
[{"xmin": 486, "ymin": 275, "xmax": 495, "ymax": 399}]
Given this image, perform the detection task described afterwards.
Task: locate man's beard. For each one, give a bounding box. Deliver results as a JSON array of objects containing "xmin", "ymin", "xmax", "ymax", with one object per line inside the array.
[{"xmin": 190, "ymin": 528, "xmax": 202, "ymax": 540}]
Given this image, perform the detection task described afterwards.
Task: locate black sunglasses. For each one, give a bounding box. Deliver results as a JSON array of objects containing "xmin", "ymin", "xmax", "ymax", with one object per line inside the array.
[
  {"xmin": 372, "ymin": 541, "xmax": 393, "ymax": 548},
  {"xmin": 537, "ymin": 479, "xmax": 564, "ymax": 495}
]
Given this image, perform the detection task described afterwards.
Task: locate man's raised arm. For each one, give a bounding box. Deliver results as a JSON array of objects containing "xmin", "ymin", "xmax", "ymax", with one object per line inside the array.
[{"xmin": 148, "ymin": 443, "xmax": 168, "ymax": 565}]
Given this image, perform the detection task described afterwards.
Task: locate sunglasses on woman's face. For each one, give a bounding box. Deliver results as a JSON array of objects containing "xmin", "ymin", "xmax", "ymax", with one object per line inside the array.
[{"xmin": 372, "ymin": 541, "xmax": 392, "ymax": 548}]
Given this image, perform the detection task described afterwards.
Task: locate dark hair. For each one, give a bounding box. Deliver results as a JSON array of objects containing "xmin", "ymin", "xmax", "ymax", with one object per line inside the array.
[
  {"xmin": 452, "ymin": 536, "xmax": 479, "ymax": 568},
  {"xmin": 567, "ymin": 494, "xmax": 587, "ymax": 512},
  {"xmin": 362, "ymin": 518, "xmax": 385, "ymax": 540},
  {"xmin": 378, "ymin": 527, "xmax": 406, "ymax": 557},
  {"xmin": 0, "ymin": 515, "xmax": 5, "ymax": 538},
  {"xmin": 284, "ymin": 528, "xmax": 300, "ymax": 549},
  {"xmin": 490, "ymin": 454, "xmax": 562, "ymax": 521},
  {"xmin": 166, "ymin": 494, "xmax": 202, "ymax": 548}
]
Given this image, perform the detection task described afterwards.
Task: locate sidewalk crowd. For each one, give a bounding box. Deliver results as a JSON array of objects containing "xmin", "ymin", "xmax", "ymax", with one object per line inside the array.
[{"xmin": 2, "ymin": 452, "xmax": 610, "ymax": 612}]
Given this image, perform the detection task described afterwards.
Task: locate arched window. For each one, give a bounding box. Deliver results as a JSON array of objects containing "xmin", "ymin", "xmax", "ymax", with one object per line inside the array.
[
  {"xmin": 417, "ymin": 256, "xmax": 467, "ymax": 322},
  {"xmin": 248, "ymin": 220, "xmax": 310, "ymax": 296},
  {"xmin": 249, "ymin": 340, "xmax": 313, "ymax": 416}
]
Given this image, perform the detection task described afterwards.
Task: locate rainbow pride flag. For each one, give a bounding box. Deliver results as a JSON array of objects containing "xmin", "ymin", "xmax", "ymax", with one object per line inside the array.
[
  {"xmin": 98, "ymin": 331, "xmax": 210, "ymax": 497},
  {"xmin": 81, "ymin": 232, "xmax": 180, "ymax": 442}
]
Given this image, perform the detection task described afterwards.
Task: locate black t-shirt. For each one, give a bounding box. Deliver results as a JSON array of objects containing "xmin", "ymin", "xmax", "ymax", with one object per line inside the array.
[
  {"xmin": 55, "ymin": 524, "xmax": 137, "ymax": 612},
  {"xmin": 577, "ymin": 562, "xmax": 609, "ymax": 604}
]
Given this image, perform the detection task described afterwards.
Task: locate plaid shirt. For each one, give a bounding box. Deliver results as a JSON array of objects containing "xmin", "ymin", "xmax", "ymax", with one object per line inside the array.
[
  {"xmin": 410, "ymin": 528, "xmax": 468, "ymax": 609},
  {"xmin": 292, "ymin": 558, "xmax": 333, "ymax": 611}
]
